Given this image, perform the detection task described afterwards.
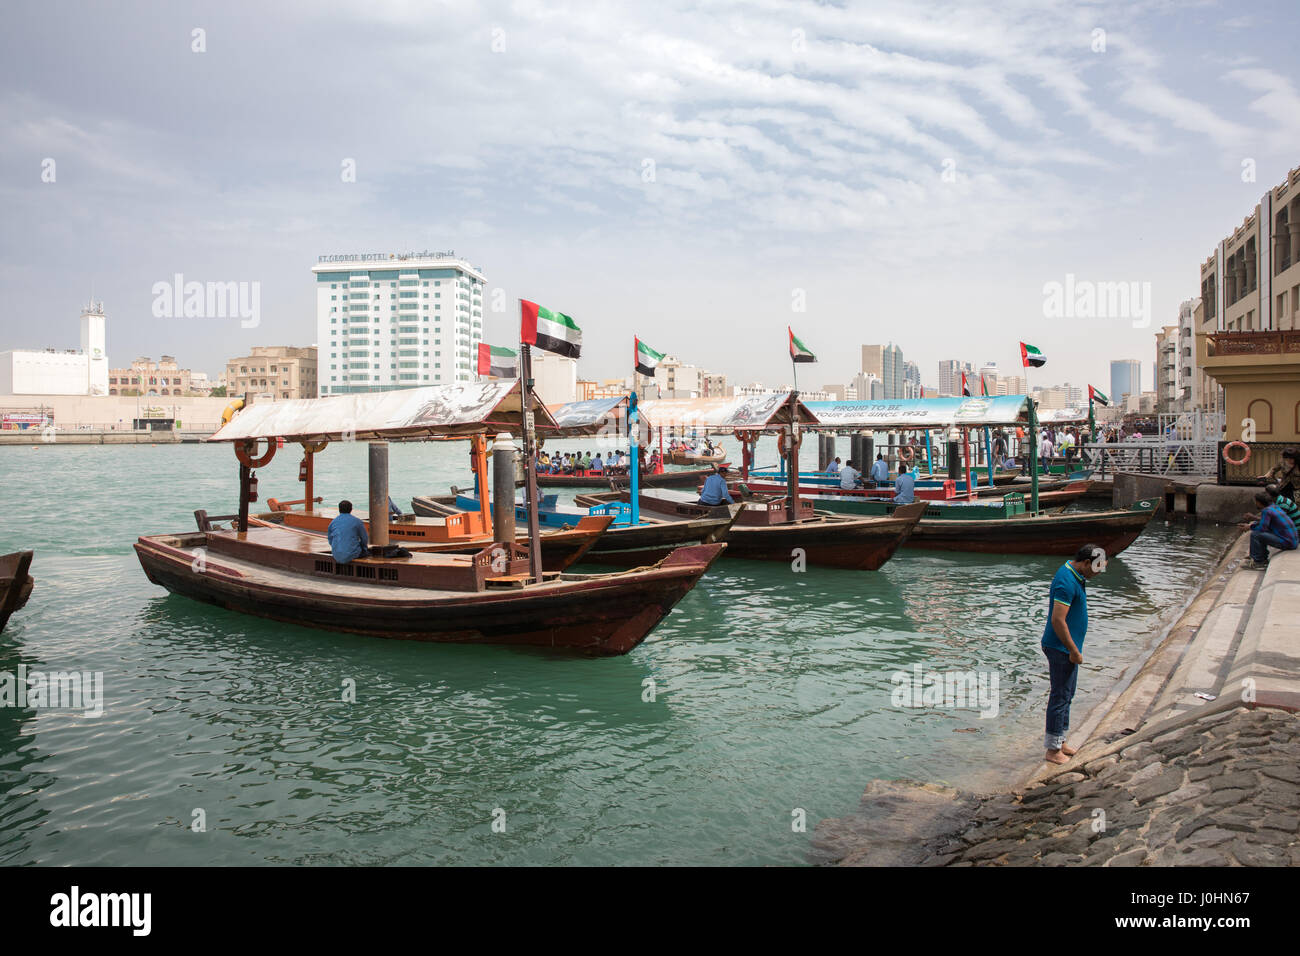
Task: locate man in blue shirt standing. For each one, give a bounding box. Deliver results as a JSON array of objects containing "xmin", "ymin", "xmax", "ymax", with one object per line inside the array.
[
  {"xmin": 1041, "ymin": 544, "xmax": 1104, "ymax": 764},
  {"xmin": 698, "ymin": 465, "xmax": 734, "ymax": 506},
  {"xmin": 1245, "ymin": 490, "xmax": 1299, "ymax": 569},
  {"xmin": 892, "ymin": 469, "xmax": 915, "ymax": 504},
  {"xmin": 327, "ymin": 500, "xmax": 369, "ymax": 564}
]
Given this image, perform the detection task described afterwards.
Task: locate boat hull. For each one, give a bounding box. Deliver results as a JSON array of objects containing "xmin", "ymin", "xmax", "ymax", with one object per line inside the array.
[
  {"xmin": 723, "ymin": 509, "xmax": 923, "ymax": 569},
  {"xmin": 0, "ymin": 550, "xmax": 34, "ymax": 634},
  {"xmin": 134, "ymin": 533, "xmax": 725, "ymax": 656},
  {"xmin": 902, "ymin": 500, "xmax": 1159, "ymax": 556}
]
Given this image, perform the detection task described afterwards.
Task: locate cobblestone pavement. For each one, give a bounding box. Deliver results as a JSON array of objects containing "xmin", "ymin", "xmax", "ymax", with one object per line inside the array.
[{"xmin": 916, "ymin": 707, "xmax": 1300, "ymax": 866}]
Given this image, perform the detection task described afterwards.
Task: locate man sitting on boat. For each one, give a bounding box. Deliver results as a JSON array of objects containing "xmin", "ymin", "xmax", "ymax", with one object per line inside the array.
[
  {"xmin": 892, "ymin": 469, "xmax": 916, "ymax": 504},
  {"xmin": 825, "ymin": 457, "xmax": 841, "ymax": 475},
  {"xmin": 869, "ymin": 453, "xmax": 889, "ymax": 486},
  {"xmin": 840, "ymin": 459, "xmax": 863, "ymax": 489},
  {"xmin": 591, "ymin": 454, "xmax": 604, "ymax": 473},
  {"xmin": 328, "ymin": 500, "xmax": 369, "ymax": 565},
  {"xmin": 698, "ymin": 465, "xmax": 734, "ymax": 506}
]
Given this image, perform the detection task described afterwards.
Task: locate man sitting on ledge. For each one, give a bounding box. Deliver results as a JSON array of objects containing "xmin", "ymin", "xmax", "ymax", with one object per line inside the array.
[
  {"xmin": 1244, "ymin": 490, "xmax": 1298, "ymax": 570},
  {"xmin": 328, "ymin": 499, "xmax": 369, "ymax": 565}
]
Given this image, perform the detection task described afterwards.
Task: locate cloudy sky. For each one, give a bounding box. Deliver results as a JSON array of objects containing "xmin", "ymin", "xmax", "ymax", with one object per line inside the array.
[{"xmin": 3, "ymin": 0, "xmax": 1298, "ymax": 393}]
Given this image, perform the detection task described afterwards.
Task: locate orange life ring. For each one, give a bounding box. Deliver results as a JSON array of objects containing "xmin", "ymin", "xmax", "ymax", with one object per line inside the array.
[
  {"xmin": 898, "ymin": 445, "xmax": 914, "ymax": 463},
  {"xmin": 777, "ymin": 431, "xmax": 804, "ymax": 459},
  {"xmin": 1222, "ymin": 441, "xmax": 1250, "ymax": 466},
  {"xmin": 733, "ymin": 429, "xmax": 754, "ymax": 443},
  {"xmin": 235, "ymin": 438, "xmax": 277, "ymax": 469}
]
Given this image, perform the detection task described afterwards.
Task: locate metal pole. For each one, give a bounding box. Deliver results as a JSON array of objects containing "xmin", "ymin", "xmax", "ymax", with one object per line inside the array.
[
  {"xmin": 368, "ymin": 440, "xmax": 390, "ymax": 552},
  {"xmin": 629, "ymin": 391, "xmax": 640, "ymax": 525},
  {"xmin": 1028, "ymin": 399, "xmax": 1040, "ymax": 513},
  {"xmin": 786, "ymin": 391, "xmax": 800, "ymax": 521},
  {"xmin": 983, "ymin": 425, "xmax": 994, "ymax": 488},
  {"xmin": 519, "ymin": 345, "xmax": 544, "ymax": 583},
  {"xmin": 492, "ymin": 432, "xmax": 517, "ymax": 545},
  {"xmin": 925, "ymin": 428, "xmax": 934, "ymax": 477}
]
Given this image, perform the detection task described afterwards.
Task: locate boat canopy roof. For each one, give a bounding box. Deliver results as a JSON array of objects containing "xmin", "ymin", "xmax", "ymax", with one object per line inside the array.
[
  {"xmin": 543, "ymin": 396, "xmax": 627, "ymax": 436},
  {"xmin": 804, "ymin": 395, "xmax": 1032, "ymax": 429},
  {"xmin": 208, "ymin": 381, "xmax": 555, "ymax": 442},
  {"xmin": 637, "ymin": 392, "xmax": 818, "ymax": 432},
  {"xmin": 1037, "ymin": 406, "xmax": 1090, "ymax": 425}
]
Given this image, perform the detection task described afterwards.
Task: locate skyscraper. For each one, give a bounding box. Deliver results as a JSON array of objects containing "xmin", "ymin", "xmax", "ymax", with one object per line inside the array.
[
  {"xmin": 1110, "ymin": 359, "xmax": 1142, "ymax": 406},
  {"xmin": 881, "ymin": 343, "xmax": 905, "ymax": 399},
  {"xmin": 937, "ymin": 359, "xmax": 972, "ymax": 397}
]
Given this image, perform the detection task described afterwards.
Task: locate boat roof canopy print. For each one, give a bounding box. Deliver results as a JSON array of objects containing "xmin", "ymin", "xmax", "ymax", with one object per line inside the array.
[
  {"xmin": 544, "ymin": 396, "xmax": 628, "ymax": 435},
  {"xmin": 208, "ymin": 381, "xmax": 556, "ymax": 442},
  {"xmin": 637, "ymin": 392, "xmax": 818, "ymax": 431},
  {"xmin": 1036, "ymin": 405, "xmax": 1091, "ymax": 425},
  {"xmin": 803, "ymin": 395, "xmax": 1034, "ymax": 429}
]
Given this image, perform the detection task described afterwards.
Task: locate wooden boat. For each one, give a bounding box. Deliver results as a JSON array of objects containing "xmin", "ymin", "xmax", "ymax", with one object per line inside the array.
[
  {"xmin": 242, "ymin": 501, "xmax": 612, "ymax": 573},
  {"xmin": 666, "ymin": 448, "xmax": 726, "ymax": 466},
  {"xmin": 773, "ymin": 479, "xmax": 1095, "ymax": 512},
  {"xmin": 535, "ymin": 465, "xmax": 722, "ymax": 489},
  {"xmin": 137, "ymin": 379, "xmax": 726, "ymax": 655},
  {"xmin": 0, "ymin": 551, "xmax": 34, "ymax": 634},
  {"xmin": 901, "ymin": 499, "xmax": 1159, "ymax": 556},
  {"xmin": 412, "ymin": 493, "xmax": 740, "ymax": 567},
  {"xmin": 582, "ymin": 488, "xmax": 926, "ymax": 570},
  {"xmin": 135, "ymin": 526, "xmax": 725, "ymax": 655}
]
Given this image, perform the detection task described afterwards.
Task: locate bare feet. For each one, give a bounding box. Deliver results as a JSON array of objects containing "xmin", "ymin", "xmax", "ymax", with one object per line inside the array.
[
  {"xmin": 1045, "ymin": 749, "xmax": 1070, "ymax": 764},
  {"xmin": 1061, "ymin": 744, "xmax": 1078, "ymax": 756}
]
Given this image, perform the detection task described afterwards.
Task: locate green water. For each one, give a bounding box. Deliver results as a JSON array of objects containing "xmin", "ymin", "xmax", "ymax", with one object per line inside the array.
[{"xmin": 0, "ymin": 439, "xmax": 1236, "ymax": 865}]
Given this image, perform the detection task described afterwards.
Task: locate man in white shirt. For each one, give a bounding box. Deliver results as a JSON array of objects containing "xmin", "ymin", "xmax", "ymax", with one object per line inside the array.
[
  {"xmin": 840, "ymin": 459, "xmax": 862, "ymax": 489},
  {"xmin": 1039, "ymin": 434, "xmax": 1055, "ymax": 459}
]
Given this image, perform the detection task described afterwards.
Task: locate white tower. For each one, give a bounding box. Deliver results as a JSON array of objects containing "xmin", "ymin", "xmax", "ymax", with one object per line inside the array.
[{"xmin": 81, "ymin": 301, "xmax": 108, "ymax": 396}]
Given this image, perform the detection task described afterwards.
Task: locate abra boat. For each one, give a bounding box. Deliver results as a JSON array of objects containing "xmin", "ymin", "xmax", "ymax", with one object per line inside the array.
[
  {"xmin": 535, "ymin": 464, "xmax": 721, "ymax": 489},
  {"xmin": 245, "ymin": 500, "xmax": 612, "ymax": 573},
  {"xmin": 583, "ymin": 488, "xmax": 926, "ymax": 570},
  {"xmin": 412, "ymin": 492, "xmax": 740, "ymax": 566},
  {"xmin": 0, "ymin": 551, "xmax": 34, "ymax": 634},
  {"xmin": 665, "ymin": 448, "xmax": 726, "ymax": 466},
  {"xmin": 134, "ymin": 380, "xmax": 724, "ymax": 655}
]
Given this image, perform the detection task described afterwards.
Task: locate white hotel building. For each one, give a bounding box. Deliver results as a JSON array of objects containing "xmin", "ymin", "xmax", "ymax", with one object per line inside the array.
[{"xmin": 313, "ymin": 252, "xmax": 484, "ymax": 395}]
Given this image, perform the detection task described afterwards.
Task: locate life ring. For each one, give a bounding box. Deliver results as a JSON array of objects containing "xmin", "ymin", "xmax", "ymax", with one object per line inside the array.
[
  {"xmin": 1222, "ymin": 441, "xmax": 1251, "ymax": 466},
  {"xmin": 898, "ymin": 445, "xmax": 914, "ymax": 463},
  {"xmin": 733, "ymin": 429, "xmax": 754, "ymax": 443},
  {"xmin": 777, "ymin": 431, "xmax": 804, "ymax": 459},
  {"xmin": 235, "ymin": 438, "xmax": 277, "ymax": 469},
  {"xmin": 300, "ymin": 439, "xmax": 328, "ymax": 454},
  {"xmin": 221, "ymin": 399, "xmax": 245, "ymax": 424}
]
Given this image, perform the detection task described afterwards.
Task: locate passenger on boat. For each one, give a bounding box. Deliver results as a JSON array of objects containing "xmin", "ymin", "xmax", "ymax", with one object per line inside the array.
[
  {"xmin": 892, "ymin": 470, "xmax": 915, "ymax": 504},
  {"xmin": 826, "ymin": 457, "xmax": 841, "ymax": 475},
  {"xmin": 591, "ymin": 454, "xmax": 604, "ymax": 473},
  {"xmin": 328, "ymin": 500, "xmax": 369, "ymax": 564},
  {"xmin": 840, "ymin": 460, "xmax": 863, "ymax": 489},
  {"xmin": 698, "ymin": 466, "xmax": 734, "ymax": 506},
  {"xmin": 869, "ymin": 453, "xmax": 889, "ymax": 486}
]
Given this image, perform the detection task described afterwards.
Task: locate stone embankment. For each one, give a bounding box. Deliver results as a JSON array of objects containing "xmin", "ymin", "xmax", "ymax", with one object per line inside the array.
[{"xmin": 813, "ymin": 537, "xmax": 1300, "ymax": 866}]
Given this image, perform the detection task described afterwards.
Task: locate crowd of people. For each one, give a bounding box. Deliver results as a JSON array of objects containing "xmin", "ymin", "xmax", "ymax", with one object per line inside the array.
[{"xmin": 533, "ymin": 448, "xmax": 643, "ymax": 476}]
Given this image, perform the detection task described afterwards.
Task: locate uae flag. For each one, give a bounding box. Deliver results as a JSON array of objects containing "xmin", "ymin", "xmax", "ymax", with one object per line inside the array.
[
  {"xmin": 1020, "ymin": 342, "xmax": 1046, "ymax": 368},
  {"xmin": 980, "ymin": 374, "xmax": 990, "ymax": 397},
  {"xmin": 1088, "ymin": 384, "xmax": 1110, "ymax": 407},
  {"xmin": 789, "ymin": 327, "xmax": 816, "ymax": 363},
  {"xmin": 961, "ymin": 371, "xmax": 972, "ymax": 397},
  {"xmin": 521, "ymin": 300, "xmax": 582, "ymax": 358},
  {"xmin": 477, "ymin": 343, "xmax": 517, "ymax": 378},
  {"xmin": 635, "ymin": 337, "xmax": 664, "ymax": 377}
]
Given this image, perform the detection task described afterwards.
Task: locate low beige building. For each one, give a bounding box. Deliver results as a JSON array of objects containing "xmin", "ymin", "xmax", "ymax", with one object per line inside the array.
[
  {"xmin": 225, "ymin": 346, "xmax": 318, "ymax": 400},
  {"xmin": 109, "ymin": 355, "xmax": 199, "ymax": 396}
]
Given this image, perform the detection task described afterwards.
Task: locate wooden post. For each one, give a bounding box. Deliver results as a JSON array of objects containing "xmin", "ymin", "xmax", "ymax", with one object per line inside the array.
[
  {"xmin": 519, "ymin": 345, "xmax": 545, "ymax": 583},
  {"xmin": 472, "ymin": 433, "xmax": 491, "ymax": 532},
  {"xmin": 237, "ymin": 462, "xmax": 250, "ymax": 533},
  {"xmin": 303, "ymin": 448, "xmax": 315, "ymax": 511},
  {"xmin": 786, "ymin": 391, "xmax": 801, "ymax": 522},
  {"xmin": 963, "ymin": 427, "xmax": 974, "ymax": 499},
  {"xmin": 629, "ymin": 392, "xmax": 641, "ymax": 525}
]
